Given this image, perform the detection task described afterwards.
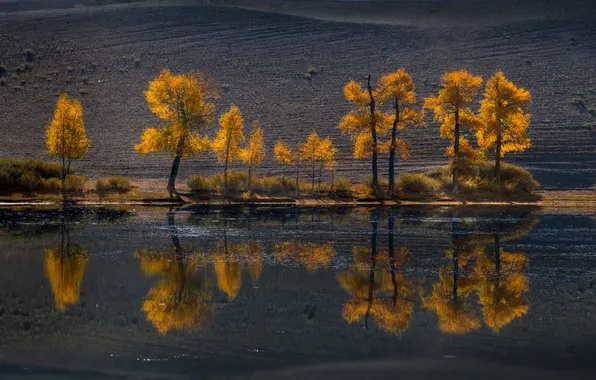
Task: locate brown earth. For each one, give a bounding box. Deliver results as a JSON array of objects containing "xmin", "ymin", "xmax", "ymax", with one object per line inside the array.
[{"xmin": 0, "ymin": 0, "xmax": 595, "ymax": 192}]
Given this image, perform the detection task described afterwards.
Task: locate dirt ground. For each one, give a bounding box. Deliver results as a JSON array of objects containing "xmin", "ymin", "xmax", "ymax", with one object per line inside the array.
[{"xmin": 0, "ymin": 0, "xmax": 594, "ymax": 191}]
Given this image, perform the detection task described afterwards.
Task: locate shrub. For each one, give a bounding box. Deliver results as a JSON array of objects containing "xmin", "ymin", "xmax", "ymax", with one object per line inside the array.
[
  {"xmin": 187, "ymin": 175, "xmax": 210, "ymax": 192},
  {"xmin": 396, "ymin": 173, "xmax": 441, "ymax": 199},
  {"xmin": 361, "ymin": 175, "xmax": 389, "ymax": 196},
  {"xmin": 254, "ymin": 176, "xmax": 285, "ymax": 195},
  {"xmin": 23, "ymin": 49, "xmax": 34, "ymax": 62},
  {"xmin": 65, "ymin": 175, "xmax": 87, "ymax": 193},
  {"xmin": 19, "ymin": 172, "xmax": 40, "ymax": 192},
  {"xmin": 333, "ymin": 177, "xmax": 352, "ymax": 194},
  {"xmin": 95, "ymin": 176, "xmax": 132, "ymax": 193},
  {"xmin": 0, "ymin": 78, "xmax": 5, "ymax": 86},
  {"xmin": 306, "ymin": 65, "xmax": 317, "ymax": 75},
  {"xmin": 0, "ymin": 65, "xmax": 7, "ymax": 77},
  {"xmin": 134, "ymin": 58, "xmax": 141, "ymax": 67},
  {"xmin": 40, "ymin": 178, "xmax": 62, "ymax": 193}
]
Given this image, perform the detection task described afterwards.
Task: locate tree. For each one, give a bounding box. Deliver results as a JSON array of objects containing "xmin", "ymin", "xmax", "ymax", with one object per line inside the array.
[
  {"xmin": 239, "ymin": 123, "xmax": 265, "ymax": 189},
  {"xmin": 316, "ymin": 137, "xmax": 338, "ymax": 192},
  {"xmin": 46, "ymin": 93, "xmax": 90, "ymax": 199},
  {"xmin": 135, "ymin": 69, "xmax": 217, "ymax": 199},
  {"xmin": 424, "ymin": 70, "xmax": 483, "ymax": 195},
  {"xmin": 477, "ymin": 72, "xmax": 531, "ymax": 185},
  {"xmin": 338, "ymin": 76, "xmax": 387, "ymax": 196},
  {"xmin": 299, "ymin": 132, "xmax": 321, "ymax": 192},
  {"xmin": 212, "ymin": 104, "xmax": 244, "ymax": 192},
  {"xmin": 378, "ymin": 68, "xmax": 424, "ymax": 196},
  {"xmin": 274, "ymin": 140, "xmax": 292, "ymax": 182}
]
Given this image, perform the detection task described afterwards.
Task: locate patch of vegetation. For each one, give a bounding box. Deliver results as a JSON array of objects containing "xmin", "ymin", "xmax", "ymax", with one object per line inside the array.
[
  {"xmin": 134, "ymin": 58, "xmax": 141, "ymax": 68},
  {"xmin": 396, "ymin": 173, "xmax": 442, "ymax": 200},
  {"xmin": 95, "ymin": 176, "xmax": 132, "ymax": 194},
  {"xmin": 23, "ymin": 49, "xmax": 34, "ymax": 62},
  {"xmin": 0, "ymin": 65, "xmax": 7, "ymax": 77},
  {"xmin": 0, "ymin": 158, "xmax": 63, "ymax": 194},
  {"xmin": 0, "ymin": 78, "xmax": 5, "ymax": 87},
  {"xmin": 306, "ymin": 65, "xmax": 317, "ymax": 75}
]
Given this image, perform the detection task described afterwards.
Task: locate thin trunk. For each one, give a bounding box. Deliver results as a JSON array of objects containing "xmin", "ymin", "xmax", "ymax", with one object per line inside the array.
[
  {"xmin": 61, "ymin": 155, "xmax": 66, "ymax": 201},
  {"xmin": 388, "ymin": 210, "xmax": 398, "ymax": 304},
  {"xmin": 453, "ymin": 248, "xmax": 459, "ymax": 301},
  {"xmin": 495, "ymin": 126, "xmax": 502, "ymax": 186},
  {"xmin": 366, "ymin": 75, "xmax": 379, "ymax": 196},
  {"xmin": 281, "ymin": 165, "xmax": 285, "ymax": 184},
  {"xmin": 330, "ymin": 171, "xmax": 335, "ymax": 192},
  {"xmin": 388, "ymin": 99, "xmax": 399, "ymax": 197},
  {"xmin": 364, "ymin": 210, "xmax": 378, "ymax": 329},
  {"xmin": 295, "ymin": 161, "xmax": 300, "ymax": 197},
  {"xmin": 318, "ymin": 162, "xmax": 323, "ymax": 192},
  {"xmin": 311, "ymin": 161, "xmax": 315, "ymax": 193},
  {"xmin": 453, "ymin": 107, "xmax": 460, "ymax": 195},
  {"xmin": 247, "ymin": 166, "xmax": 252, "ymax": 190}
]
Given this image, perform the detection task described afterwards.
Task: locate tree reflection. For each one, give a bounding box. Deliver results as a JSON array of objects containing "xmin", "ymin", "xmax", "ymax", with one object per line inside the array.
[
  {"xmin": 337, "ymin": 210, "xmax": 415, "ymax": 335},
  {"xmin": 474, "ymin": 234, "xmax": 529, "ymax": 332},
  {"xmin": 274, "ymin": 240, "xmax": 336, "ymax": 272},
  {"xmin": 44, "ymin": 216, "xmax": 88, "ymax": 312},
  {"xmin": 134, "ymin": 210, "xmax": 213, "ymax": 334}
]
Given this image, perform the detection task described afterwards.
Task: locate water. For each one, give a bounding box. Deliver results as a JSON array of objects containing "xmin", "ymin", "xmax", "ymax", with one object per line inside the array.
[{"xmin": 0, "ymin": 206, "xmax": 594, "ymax": 379}]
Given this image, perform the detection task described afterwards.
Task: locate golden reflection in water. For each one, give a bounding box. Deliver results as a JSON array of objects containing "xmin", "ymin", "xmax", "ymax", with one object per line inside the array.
[
  {"xmin": 338, "ymin": 243, "xmax": 415, "ymax": 336},
  {"xmin": 213, "ymin": 240, "xmax": 264, "ymax": 300},
  {"xmin": 274, "ymin": 240, "xmax": 336, "ymax": 272},
  {"xmin": 134, "ymin": 248, "xmax": 214, "ymax": 335},
  {"xmin": 44, "ymin": 242, "xmax": 88, "ymax": 312},
  {"xmin": 475, "ymin": 246, "xmax": 529, "ymax": 332}
]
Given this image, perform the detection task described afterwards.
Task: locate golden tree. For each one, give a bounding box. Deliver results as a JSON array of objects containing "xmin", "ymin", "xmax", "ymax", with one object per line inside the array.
[
  {"xmin": 316, "ymin": 137, "xmax": 338, "ymax": 192},
  {"xmin": 299, "ymin": 131, "xmax": 323, "ymax": 192},
  {"xmin": 46, "ymin": 93, "xmax": 90, "ymax": 198},
  {"xmin": 239, "ymin": 124, "xmax": 265, "ymax": 189},
  {"xmin": 213, "ymin": 239, "xmax": 243, "ymax": 300},
  {"xmin": 424, "ymin": 70, "xmax": 483, "ymax": 194},
  {"xmin": 477, "ymin": 72, "xmax": 532, "ymax": 184},
  {"xmin": 338, "ymin": 77, "xmax": 388, "ymax": 195},
  {"xmin": 212, "ymin": 104, "xmax": 245, "ymax": 191},
  {"xmin": 135, "ymin": 69, "xmax": 217, "ymax": 199},
  {"xmin": 474, "ymin": 244, "xmax": 529, "ymax": 332},
  {"xmin": 422, "ymin": 243, "xmax": 482, "ymax": 334},
  {"xmin": 378, "ymin": 68, "xmax": 424, "ymax": 196},
  {"xmin": 44, "ymin": 229, "xmax": 88, "ymax": 312},
  {"xmin": 274, "ymin": 140, "xmax": 293, "ymax": 182}
]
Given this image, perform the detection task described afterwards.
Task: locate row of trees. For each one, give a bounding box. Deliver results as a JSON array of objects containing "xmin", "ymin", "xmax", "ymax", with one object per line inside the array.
[
  {"xmin": 45, "ymin": 67, "xmax": 531, "ymax": 200},
  {"xmin": 338, "ymin": 69, "xmax": 531, "ymax": 196}
]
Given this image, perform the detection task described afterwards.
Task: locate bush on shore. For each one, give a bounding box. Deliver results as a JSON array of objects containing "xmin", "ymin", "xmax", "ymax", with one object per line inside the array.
[
  {"xmin": 396, "ymin": 173, "xmax": 442, "ymax": 200},
  {"xmin": 95, "ymin": 176, "xmax": 133, "ymax": 194},
  {"xmin": 0, "ymin": 158, "xmax": 65, "ymax": 194}
]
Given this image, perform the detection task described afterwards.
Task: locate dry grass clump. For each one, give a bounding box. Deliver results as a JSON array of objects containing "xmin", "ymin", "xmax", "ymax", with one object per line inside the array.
[
  {"xmin": 95, "ymin": 176, "xmax": 133, "ymax": 194},
  {"xmin": 0, "ymin": 158, "xmax": 62, "ymax": 193},
  {"xmin": 396, "ymin": 173, "xmax": 442, "ymax": 200}
]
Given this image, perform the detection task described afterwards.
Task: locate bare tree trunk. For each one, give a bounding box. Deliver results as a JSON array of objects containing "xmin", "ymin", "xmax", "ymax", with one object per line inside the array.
[
  {"xmin": 330, "ymin": 171, "xmax": 335, "ymax": 192},
  {"xmin": 295, "ymin": 161, "xmax": 300, "ymax": 198},
  {"xmin": 247, "ymin": 166, "xmax": 253, "ymax": 191},
  {"xmin": 388, "ymin": 99, "xmax": 399, "ymax": 197},
  {"xmin": 318, "ymin": 162, "xmax": 323, "ymax": 192},
  {"xmin": 364, "ymin": 209, "xmax": 378, "ymax": 329},
  {"xmin": 61, "ymin": 155, "xmax": 66, "ymax": 202},
  {"xmin": 452, "ymin": 108, "xmax": 460, "ymax": 195},
  {"xmin": 388, "ymin": 209, "xmax": 398, "ymax": 304},
  {"xmin": 366, "ymin": 75, "xmax": 379, "ymax": 196},
  {"xmin": 311, "ymin": 161, "xmax": 315, "ymax": 193}
]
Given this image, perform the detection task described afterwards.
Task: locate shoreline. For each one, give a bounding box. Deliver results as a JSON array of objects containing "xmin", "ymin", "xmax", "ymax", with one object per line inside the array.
[{"xmin": 0, "ymin": 190, "xmax": 594, "ymax": 209}]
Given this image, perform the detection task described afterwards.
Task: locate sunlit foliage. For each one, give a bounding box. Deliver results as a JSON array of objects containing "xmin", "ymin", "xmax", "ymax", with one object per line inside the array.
[
  {"xmin": 477, "ymin": 72, "xmax": 531, "ymax": 183},
  {"xmin": 212, "ymin": 104, "xmax": 245, "ymax": 190},
  {"xmin": 45, "ymin": 243, "xmax": 88, "ymax": 312},
  {"xmin": 46, "ymin": 93, "xmax": 90, "ymax": 196},
  {"xmin": 239, "ymin": 124, "xmax": 265, "ymax": 188},
  {"xmin": 235, "ymin": 241, "xmax": 264, "ymax": 284},
  {"xmin": 135, "ymin": 69, "xmax": 217, "ymax": 197},
  {"xmin": 474, "ymin": 248, "xmax": 529, "ymax": 332},
  {"xmin": 299, "ymin": 132, "xmax": 337, "ymax": 192},
  {"xmin": 424, "ymin": 70, "xmax": 483, "ymax": 194},
  {"xmin": 274, "ymin": 240, "xmax": 336, "ymax": 272},
  {"xmin": 274, "ymin": 140, "xmax": 293, "ymax": 181},
  {"xmin": 134, "ymin": 248, "xmax": 213, "ymax": 334}
]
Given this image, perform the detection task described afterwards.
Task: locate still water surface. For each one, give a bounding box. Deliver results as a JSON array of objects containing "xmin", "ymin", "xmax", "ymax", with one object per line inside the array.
[{"xmin": 0, "ymin": 206, "xmax": 594, "ymax": 379}]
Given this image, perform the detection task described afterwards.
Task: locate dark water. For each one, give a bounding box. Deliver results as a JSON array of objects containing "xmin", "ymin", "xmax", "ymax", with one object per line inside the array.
[{"xmin": 0, "ymin": 206, "xmax": 595, "ymax": 379}]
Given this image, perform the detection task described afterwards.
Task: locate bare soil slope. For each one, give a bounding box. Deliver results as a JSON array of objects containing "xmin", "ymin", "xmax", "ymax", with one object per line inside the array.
[{"xmin": 0, "ymin": 0, "xmax": 594, "ymax": 188}]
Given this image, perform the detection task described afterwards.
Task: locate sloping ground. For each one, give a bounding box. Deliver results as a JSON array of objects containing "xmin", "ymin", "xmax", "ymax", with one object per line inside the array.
[{"xmin": 0, "ymin": 1, "xmax": 594, "ymax": 189}]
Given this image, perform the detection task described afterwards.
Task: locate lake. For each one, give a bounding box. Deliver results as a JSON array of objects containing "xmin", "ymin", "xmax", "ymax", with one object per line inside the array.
[{"xmin": 0, "ymin": 206, "xmax": 594, "ymax": 379}]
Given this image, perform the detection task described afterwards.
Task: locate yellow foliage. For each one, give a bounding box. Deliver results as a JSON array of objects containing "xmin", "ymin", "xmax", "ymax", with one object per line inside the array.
[
  {"xmin": 136, "ymin": 69, "xmax": 217, "ymax": 158},
  {"xmin": 44, "ymin": 244, "xmax": 88, "ymax": 312},
  {"xmin": 239, "ymin": 124, "xmax": 265, "ymax": 168},
  {"xmin": 134, "ymin": 248, "xmax": 213, "ymax": 334},
  {"xmin": 46, "ymin": 93, "xmax": 90, "ymax": 162},
  {"xmin": 299, "ymin": 132, "xmax": 338, "ymax": 169},
  {"xmin": 477, "ymin": 72, "xmax": 532, "ymax": 156},
  {"xmin": 274, "ymin": 140, "xmax": 293, "ymax": 165},
  {"xmin": 211, "ymin": 104, "xmax": 244, "ymax": 164},
  {"xmin": 474, "ymin": 249, "xmax": 529, "ymax": 332},
  {"xmin": 274, "ymin": 240, "xmax": 336, "ymax": 272},
  {"xmin": 355, "ymin": 132, "xmax": 411, "ymax": 160},
  {"xmin": 445, "ymin": 136, "xmax": 486, "ymax": 160},
  {"xmin": 235, "ymin": 241, "xmax": 264, "ymax": 283},
  {"xmin": 424, "ymin": 70, "xmax": 484, "ymax": 140},
  {"xmin": 378, "ymin": 68, "xmax": 417, "ymax": 105}
]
